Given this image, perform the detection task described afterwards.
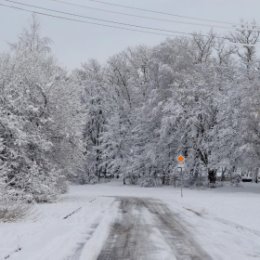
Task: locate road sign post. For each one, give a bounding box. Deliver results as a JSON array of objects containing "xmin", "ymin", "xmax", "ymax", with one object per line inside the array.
[
  {"xmin": 178, "ymin": 166, "xmax": 183, "ymax": 197},
  {"xmin": 177, "ymin": 155, "xmax": 185, "ymax": 198}
]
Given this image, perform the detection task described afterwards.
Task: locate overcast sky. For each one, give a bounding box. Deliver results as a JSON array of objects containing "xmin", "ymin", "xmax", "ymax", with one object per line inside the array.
[{"xmin": 0, "ymin": 0, "xmax": 260, "ymax": 70}]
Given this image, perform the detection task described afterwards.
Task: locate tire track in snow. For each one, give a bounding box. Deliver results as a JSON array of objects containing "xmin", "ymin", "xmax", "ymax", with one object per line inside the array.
[
  {"xmin": 67, "ymin": 198, "xmax": 117, "ymax": 260},
  {"xmin": 68, "ymin": 222, "xmax": 100, "ymax": 260},
  {"xmin": 97, "ymin": 197, "xmax": 212, "ymax": 260},
  {"xmin": 65, "ymin": 198, "xmax": 99, "ymax": 260}
]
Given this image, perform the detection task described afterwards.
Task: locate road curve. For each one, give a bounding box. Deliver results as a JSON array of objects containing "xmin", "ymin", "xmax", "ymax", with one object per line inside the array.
[{"xmin": 97, "ymin": 197, "xmax": 211, "ymax": 260}]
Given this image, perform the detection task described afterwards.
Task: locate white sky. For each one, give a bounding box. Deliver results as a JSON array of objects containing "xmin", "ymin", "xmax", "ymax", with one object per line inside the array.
[{"xmin": 0, "ymin": 0, "xmax": 260, "ymax": 70}]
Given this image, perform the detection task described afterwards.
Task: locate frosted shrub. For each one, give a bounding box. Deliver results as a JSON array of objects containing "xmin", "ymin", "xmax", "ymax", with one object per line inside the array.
[
  {"xmin": 231, "ymin": 174, "xmax": 242, "ymax": 187},
  {"xmin": 140, "ymin": 176, "xmax": 160, "ymax": 187},
  {"xmin": 0, "ymin": 189, "xmax": 30, "ymax": 222},
  {"xmin": 0, "ymin": 201, "xmax": 29, "ymax": 222},
  {"xmin": 55, "ymin": 174, "xmax": 68, "ymax": 194}
]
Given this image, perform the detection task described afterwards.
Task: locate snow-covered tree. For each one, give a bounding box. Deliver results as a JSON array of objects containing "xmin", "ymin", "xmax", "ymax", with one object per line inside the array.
[{"xmin": 0, "ymin": 16, "xmax": 74, "ymax": 202}]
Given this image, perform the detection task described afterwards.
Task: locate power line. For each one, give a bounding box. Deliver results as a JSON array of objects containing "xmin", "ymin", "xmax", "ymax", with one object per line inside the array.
[
  {"xmin": 87, "ymin": 0, "xmax": 260, "ymax": 31},
  {"xmin": 1, "ymin": 0, "xmax": 231, "ymax": 39},
  {"xmin": 0, "ymin": 0, "xmax": 259, "ymax": 47},
  {"xmin": 48, "ymin": 0, "xmax": 231, "ymax": 31},
  {"xmin": 0, "ymin": 2, "xmax": 175, "ymax": 37},
  {"xmin": 87, "ymin": 0, "xmax": 237, "ymax": 26}
]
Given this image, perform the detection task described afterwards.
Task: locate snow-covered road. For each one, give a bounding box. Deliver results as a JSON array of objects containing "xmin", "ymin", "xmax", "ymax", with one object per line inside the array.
[
  {"xmin": 1, "ymin": 181, "xmax": 260, "ymax": 260},
  {"xmin": 97, "ymin": 197, "xmax": 210, "ymax": 260}
]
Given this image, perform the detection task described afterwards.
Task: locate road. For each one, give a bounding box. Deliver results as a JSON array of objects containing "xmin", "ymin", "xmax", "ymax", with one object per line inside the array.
[{"xmin": 97, "ymin": 197, "xmax": 211, "ymax": 260}]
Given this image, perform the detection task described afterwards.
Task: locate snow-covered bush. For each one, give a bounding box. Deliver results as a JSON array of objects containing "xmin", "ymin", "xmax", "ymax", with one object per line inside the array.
[
  {"xmin": 0, "ymin": 202, "xmax": 29, "ymax": 223},
  {"xmin": 231, "ymin": 174, "xmax": 242, "ymax": 187},
  {"xmin": 139, "ymin": 176, "xmax": 161, "ymax": 187},
  {"xmin": 0, "ymin": 185, "xmax": 30, "ymax": 222}
]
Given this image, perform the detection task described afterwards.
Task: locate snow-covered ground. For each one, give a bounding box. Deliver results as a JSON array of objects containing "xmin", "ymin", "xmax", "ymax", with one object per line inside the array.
[{"xmin": 1, "ymin": 181, "xmax": 260, "ymax": 260}]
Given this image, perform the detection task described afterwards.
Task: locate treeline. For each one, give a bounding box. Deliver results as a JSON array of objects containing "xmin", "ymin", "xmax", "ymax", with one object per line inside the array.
[
  {"xmin": 78, "ymin": 23, "xmax": 260, "ymax": 186},
  {"xmin": 1, "ymin": 17, "xmax": 260, "ymax": 203}
]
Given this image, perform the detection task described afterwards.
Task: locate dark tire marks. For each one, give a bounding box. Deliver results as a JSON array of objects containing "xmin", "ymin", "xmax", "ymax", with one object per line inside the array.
[
  {"xmin": 97, "ymin": 198, "xmax": 211, "ymax": 260},
  {"xmin": 67, "ymin": 223, "xmax": 100, "ymax": 260}
]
